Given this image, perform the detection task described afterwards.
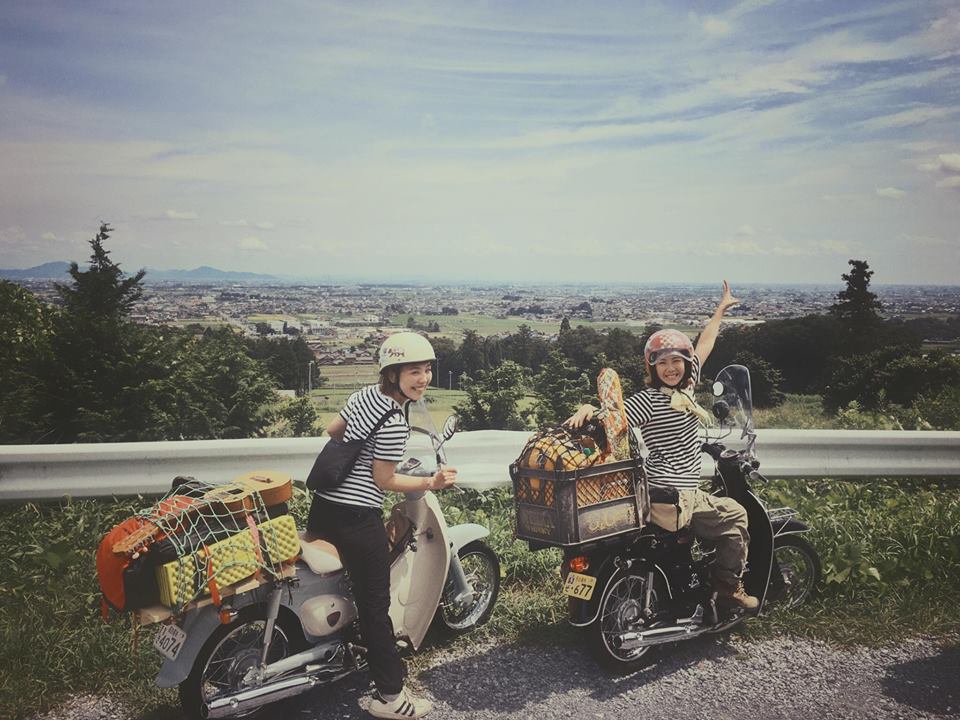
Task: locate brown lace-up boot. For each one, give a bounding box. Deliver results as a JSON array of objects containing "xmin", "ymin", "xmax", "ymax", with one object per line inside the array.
[{"xmin": 715, "ymin": 580, "xmax": 760, "ymax": 612}]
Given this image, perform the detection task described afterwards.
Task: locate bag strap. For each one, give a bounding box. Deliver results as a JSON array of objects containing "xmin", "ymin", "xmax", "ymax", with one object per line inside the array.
[{"xmin": 352, "ymin": 407, "xmax": 403, "ymax": 447}]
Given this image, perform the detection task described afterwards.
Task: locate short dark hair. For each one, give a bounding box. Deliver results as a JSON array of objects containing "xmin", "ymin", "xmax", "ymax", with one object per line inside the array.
[{"xmin": 379, "ymin": 366, "xmax": 402, "ymax": 396}]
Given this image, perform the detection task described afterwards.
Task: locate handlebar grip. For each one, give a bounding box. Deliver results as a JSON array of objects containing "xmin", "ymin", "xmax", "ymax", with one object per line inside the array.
[{"xmin": 701, "ymin": 442, "xmax": 723, "ymax": 460}]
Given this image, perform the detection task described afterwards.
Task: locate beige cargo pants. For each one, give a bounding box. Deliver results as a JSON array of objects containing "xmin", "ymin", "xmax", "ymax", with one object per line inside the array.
[{"xmin": 650, "ymin": 489, "xmax": 750, "ymax": 587}]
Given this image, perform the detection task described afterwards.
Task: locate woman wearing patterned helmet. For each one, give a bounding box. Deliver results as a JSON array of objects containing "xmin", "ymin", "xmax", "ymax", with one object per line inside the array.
[
  {"xmin": 568, "ymin": 281, "xmax": 758, "ymax": 611},
  {"xmin": 306, "ymin": 331, "xmax": 455, "ymax": 719}
]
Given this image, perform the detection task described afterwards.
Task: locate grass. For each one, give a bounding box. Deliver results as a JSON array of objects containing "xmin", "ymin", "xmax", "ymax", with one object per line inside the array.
[{"xmin": 3, "ymin": 464, "xmax": 959, "ymax": 717}]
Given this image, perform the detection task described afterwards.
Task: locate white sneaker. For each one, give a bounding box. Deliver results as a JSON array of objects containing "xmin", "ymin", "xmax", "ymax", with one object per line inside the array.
[{"xmin": 368, "ymin": 689, "xmax": 433, "ymax": 719}]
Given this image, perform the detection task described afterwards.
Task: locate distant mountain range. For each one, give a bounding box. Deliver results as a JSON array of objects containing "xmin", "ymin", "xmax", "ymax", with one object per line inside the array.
[{"xmin": 0, "ymin": 262, "xmax": 277, "ymax": 283}]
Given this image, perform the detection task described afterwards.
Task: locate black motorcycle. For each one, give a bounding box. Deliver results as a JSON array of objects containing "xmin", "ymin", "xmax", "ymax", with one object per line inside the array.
[{"xmin": 561, "ymin": 364, "xmax": 821, "ymax": 672}]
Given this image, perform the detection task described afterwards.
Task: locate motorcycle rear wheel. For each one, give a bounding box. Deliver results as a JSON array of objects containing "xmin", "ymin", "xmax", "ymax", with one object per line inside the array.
[
  {"xmin": 588, "ymin": 570, "xmax": 664, "ymax": 673},
  {"xmin": 772, "ymin": 534, "xmax": 821, "ymax": 609},
  {"xmin": 179, "ymin": 608, "xmax": 306, "ymax": 720},
  {"xmin": 432, "ymin": 541, "xmax": 501, "ymax": 636}
]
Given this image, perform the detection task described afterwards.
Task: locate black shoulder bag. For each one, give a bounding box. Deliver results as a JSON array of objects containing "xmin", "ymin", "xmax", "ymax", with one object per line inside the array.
[{"xmin": 305, "ymin": 408, "xmax": 402, "ymax": 491}]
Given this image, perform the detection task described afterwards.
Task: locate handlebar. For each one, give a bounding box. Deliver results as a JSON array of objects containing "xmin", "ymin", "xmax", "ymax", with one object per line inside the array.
[{"xmin": 701, "ymin": 442, "xmax": 724, "ymax": 460}]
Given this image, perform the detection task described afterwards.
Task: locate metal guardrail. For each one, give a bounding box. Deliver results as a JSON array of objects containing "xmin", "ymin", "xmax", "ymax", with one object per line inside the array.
[{"xmin": 1, "ymin": 429, "xmax": 959, "ymax": 502}]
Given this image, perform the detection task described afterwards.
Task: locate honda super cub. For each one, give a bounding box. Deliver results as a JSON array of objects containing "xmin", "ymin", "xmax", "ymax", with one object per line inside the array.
[
  {"xmin": 560, "ymin": 364, "xmax": 821, "ymax": 672},
  {"xmin": 146, "ymin": 403, "xmax": 500, "ymax": 718}
]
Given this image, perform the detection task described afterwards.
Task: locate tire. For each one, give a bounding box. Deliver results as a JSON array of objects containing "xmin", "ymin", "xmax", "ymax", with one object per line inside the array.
[
  {"xmin": 588, "ymin": 570, "xmax": 664, "ymax": 674},
  {"xmin": 179, "ymin": 607, "xmax": 306, "ymax": 720},
  {"xmin": 433, "ymin": 541, "xmax": 501, "ymax": 636},
  {"xmin": 771, "ymin": 534, "xmax": 821, "ymax": 609}
]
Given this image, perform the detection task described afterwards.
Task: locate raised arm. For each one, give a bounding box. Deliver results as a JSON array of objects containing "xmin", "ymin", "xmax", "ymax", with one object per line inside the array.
[{"xmin": 695, "ymin": 280, "xmax": 739, "ymax": 367}]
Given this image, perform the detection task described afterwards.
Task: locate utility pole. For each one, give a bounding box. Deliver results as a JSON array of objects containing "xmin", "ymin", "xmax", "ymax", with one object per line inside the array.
[{"xmin": 307, "ymin": 360, "xmax": 315, "ymax": 395}]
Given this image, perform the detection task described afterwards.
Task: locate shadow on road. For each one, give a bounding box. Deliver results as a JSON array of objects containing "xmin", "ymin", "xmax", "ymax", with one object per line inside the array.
[{"xmin": 881, "ymin": 642, "xmax": 960, "ymax": 716}]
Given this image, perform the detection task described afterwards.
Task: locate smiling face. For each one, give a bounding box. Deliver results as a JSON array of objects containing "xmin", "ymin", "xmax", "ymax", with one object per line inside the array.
[
  {"xmin": 394, "ymin": 361, "xmax": 433, "ymax": 402},
  {"xmin": 654, "ymin": 355, "xmax": 687, "ymax": 388}
]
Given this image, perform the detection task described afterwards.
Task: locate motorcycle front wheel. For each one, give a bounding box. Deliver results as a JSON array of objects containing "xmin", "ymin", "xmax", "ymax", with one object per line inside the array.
[
  {"xmin": 179, "ymin": 608, "xmax": 306, "ymax": 720},
  {"xmin": 772, "ymin": 534, "xmax": 821, "ymax": 609},
  {"xmin": 433, "ymin": 541, "xmax": 501, "ymax": 636},
  {"xmin": 588, "ymin": 570, "xmax": 664, "ymax": 673}
]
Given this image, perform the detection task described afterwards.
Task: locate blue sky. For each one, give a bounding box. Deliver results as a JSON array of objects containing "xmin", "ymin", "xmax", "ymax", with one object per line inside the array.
[{"xmin": 1, "ymin": 1, "xmax": 958, "ymax": 284}]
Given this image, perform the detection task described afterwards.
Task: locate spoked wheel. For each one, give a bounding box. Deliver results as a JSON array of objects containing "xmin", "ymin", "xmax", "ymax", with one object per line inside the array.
[
  {"xmin": 433, "ymin": 541, "xmax": 501, "ymax": 636},
  {"xmin": 771, "ymin": 535, "xmax": 821, "ymax": 609},
  {"xmin": 588, "ymin": 571, "xmax": 663, "ymax": 673},
  {"xmin": 179, "ymin": 609, "xmax": 305, "ymax": 720}
]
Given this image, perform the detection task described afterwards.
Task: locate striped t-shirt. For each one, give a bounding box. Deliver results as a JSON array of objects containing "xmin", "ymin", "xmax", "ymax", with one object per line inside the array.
[
  {"xmin": 624, "ymin": 355, "xmax": 703, "ymax": 491},
  {"xmin": 315, "ymin": 385, "xmax": 409, "ymax": 508}
]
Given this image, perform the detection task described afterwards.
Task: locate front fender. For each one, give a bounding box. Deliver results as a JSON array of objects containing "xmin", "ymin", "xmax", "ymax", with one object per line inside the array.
[{"xmin": 447, "ymin": 523, "xmax": 489, "ymax": 552}]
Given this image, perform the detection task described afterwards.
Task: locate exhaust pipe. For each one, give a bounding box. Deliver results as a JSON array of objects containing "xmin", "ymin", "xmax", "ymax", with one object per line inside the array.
[
  {"xmin": 613, "ymin": 623, "xmax": 709, "ymax": 651},
  {"xmin": 205, "ymin": 668, "xmax": 349, "ymax": 719}
]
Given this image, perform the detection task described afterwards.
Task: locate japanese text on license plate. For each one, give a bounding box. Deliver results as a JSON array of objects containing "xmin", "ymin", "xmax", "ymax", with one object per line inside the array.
[
  {"xmin": 154, "ymin": 622, "xmax": 187, "ymax": 661},
  {"xmin": 562, "ymin": 571, "xmax": 596, "ymax": 601}
]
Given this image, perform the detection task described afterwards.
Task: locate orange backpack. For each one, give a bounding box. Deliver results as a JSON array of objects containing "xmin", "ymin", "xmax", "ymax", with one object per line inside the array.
[{"xmin": 95, "ymin": 515, "xmax": 161, "ymax": 617}]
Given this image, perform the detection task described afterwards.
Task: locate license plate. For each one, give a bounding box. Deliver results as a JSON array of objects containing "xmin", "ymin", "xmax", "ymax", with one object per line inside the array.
[
  {"xmin": 154, "ymin": 622, "xmax": 187, "ymax": 661},
  {"xmin": 562, "ymin": 571, "xmax": 597, "ymax": 601}
]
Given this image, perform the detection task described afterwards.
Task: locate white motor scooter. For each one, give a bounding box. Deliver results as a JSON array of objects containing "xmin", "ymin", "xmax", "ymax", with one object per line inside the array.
[{"xmin": 149, "ymin": 406, "xmax": 500, "ymax": 719}]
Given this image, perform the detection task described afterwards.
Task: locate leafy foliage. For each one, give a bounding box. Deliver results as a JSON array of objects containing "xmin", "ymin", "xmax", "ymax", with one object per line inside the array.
[
  {"xmin": 454, "ymin": 361, "xmax": 529, "ymax": 430},
  {"xmin": 529, "ymin": 350, "xmax": 592, "ymax": 425},
  {"xmin": 0, "ymin": 281, "xmax": 56, "ymax": 442},
  {"xmin": 0, "ymin": 225, "xmax": 280, "ymax": 443}
]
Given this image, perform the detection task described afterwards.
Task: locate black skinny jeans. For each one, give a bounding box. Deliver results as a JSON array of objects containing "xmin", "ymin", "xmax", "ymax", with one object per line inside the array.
[{"xmin": 306, "ymin": 495, "xmax": 405, "ymax": 696}]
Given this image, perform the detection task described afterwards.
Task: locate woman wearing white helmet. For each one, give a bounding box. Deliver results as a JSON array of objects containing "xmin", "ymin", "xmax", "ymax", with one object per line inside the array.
[
  {"xmin": 306, "ymin": 332, "xmax": 456, "ymax": 719},
  {"xmin": 568, "ymin": 281, "xmax": 758, "ymax": 611}
]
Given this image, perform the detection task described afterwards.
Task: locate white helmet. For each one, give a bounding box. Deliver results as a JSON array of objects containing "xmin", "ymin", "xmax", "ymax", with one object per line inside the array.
[{"xmin": 378, "ymin": 332, "xmax": 436, "ymax": 371}]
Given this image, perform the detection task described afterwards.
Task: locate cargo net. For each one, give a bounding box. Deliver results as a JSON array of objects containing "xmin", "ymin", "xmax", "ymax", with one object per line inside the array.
[
  {"xmin": 514, "ymin": 426, "xmax": 635, "ymax": 508},
  {"xmin": 129, "ymin": 478, "xmax": 299, "ymax": 611},
  {"xmin": 516, "ymin": 425, "xmax": 606, "ymax": 473}
]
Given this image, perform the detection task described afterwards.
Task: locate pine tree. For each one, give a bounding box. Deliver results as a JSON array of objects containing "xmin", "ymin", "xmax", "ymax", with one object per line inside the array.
[{"xmin": 830, "ymin": 259, "xmax": 882, "ymax": 325}]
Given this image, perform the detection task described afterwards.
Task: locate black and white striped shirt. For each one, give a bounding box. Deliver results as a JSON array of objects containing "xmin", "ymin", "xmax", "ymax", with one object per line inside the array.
[
  {"xmin": 315, "ymin": 385, "xmax": 409, "ymax": 508},
  {"xmin": 624, "ymin": 356, "xmax": 702, "ymax": 491}
]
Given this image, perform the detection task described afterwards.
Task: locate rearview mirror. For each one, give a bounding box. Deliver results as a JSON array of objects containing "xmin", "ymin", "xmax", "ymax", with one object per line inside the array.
[
  {"xmin": 442, "ymin": 415, "xmax": 460, "ymax": 440},
  {"xmin": 712, "ymin": 400, "xmax": 730, "ymax": 422}
]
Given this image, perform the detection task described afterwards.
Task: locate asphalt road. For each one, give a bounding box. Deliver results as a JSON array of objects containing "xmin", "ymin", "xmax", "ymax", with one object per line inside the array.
[{"xmin": 33, "ymin": 632, "xmax": 960, "ymax": 720}]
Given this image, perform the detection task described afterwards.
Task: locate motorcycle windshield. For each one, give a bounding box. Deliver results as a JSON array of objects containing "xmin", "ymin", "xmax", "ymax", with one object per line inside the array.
[
  {"xmin": 712, "ymin": 364, "xmax": 755, "ymax": 441},
  {"xmin": 406, "ymin": 399, "xmax": 446, "ymax": 464}
]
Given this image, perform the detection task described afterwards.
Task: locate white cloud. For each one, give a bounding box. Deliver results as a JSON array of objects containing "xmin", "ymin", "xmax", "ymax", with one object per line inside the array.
[
  {"xmin": 254, "ymin": 222, "xmax": 275, "ymax": 231},
  {"xmin": 0, "ymin": 225, "xmax": 27, "ymax": 246},
  {"xmin": 918, "ymin": 162, "xmax": 941, "ymax": 172},
  {"xmin": 163, "ymin": 209, "xmax": 199, "ymax": 220},
  {"xmin": 939, "ymin": 153, "xmax": 960, "ymax": 173},
  {"xmin": 936, "ymin": 176, "xmax": 960, "ymax": 189},
  {"xmin": 239, "ymin": 236, "xmax": 268, "ymax": 251},
  {"xmin": 876, "ymin": 187, "xmax": 907, "ymax": 199},
  {"xmin": 902, "ymin": 233, "xmax": 946, "ymax": 246},
  {"xmin": 219, "ymin": 219, "xmax": 249, "ymax": 227},
  {"xmin": 702, "ymin": 16, "xmax": 733, "ymax": 36},
  {"xmin": 857, "ymin": 106, "xmax": 953, "ymax": 132},
  {"xmin": 41, "ymin": 232, "xmax": 57, "ymax": 241}
]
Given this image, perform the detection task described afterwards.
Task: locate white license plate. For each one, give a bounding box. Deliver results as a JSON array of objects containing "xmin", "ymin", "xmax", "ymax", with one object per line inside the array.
[
  {"xmin": 562, "ymin": 571, "xmax": 597, "ymax": 601},
  {"xmin": 154, "ymin": 622, "xmax": 187, "ymax": 661}
]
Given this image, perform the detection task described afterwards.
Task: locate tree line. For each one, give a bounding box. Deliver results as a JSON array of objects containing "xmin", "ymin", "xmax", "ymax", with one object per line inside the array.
[
  {"xmin": 2, "ymin": 226, "xmax": 958, "ymax": 443},
  {"xmin": 446, "ymin": 260, "xmax": 960, "ymax": 431},
  {"xmin": 0, "ymin": 224, "xmax": 322, "ymax": 443}
]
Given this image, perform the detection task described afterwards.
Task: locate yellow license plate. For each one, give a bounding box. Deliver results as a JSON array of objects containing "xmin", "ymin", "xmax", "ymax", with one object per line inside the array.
[{"xmin": 562, "ymin": 571, "xmax": 597, "ymax": 601}]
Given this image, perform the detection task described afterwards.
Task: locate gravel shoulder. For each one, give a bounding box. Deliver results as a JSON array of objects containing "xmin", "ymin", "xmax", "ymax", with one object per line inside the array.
[{"xmin": 30, "ymin": 633, "xmax": 960, "ymax": 720}]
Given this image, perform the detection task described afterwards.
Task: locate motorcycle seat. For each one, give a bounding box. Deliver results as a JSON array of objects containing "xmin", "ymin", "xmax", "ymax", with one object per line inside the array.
[{"xmin": 298, "ymin": 532, "xmax": 344, "ymax": 574}]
